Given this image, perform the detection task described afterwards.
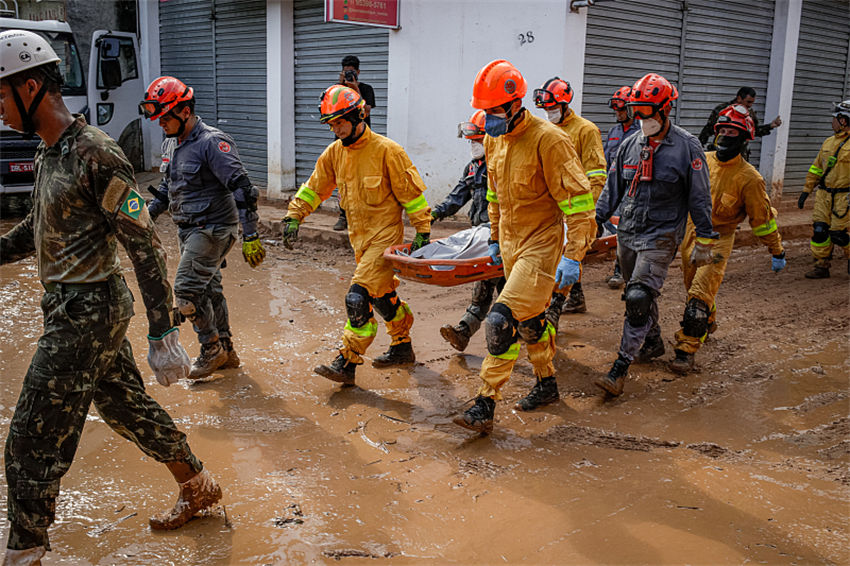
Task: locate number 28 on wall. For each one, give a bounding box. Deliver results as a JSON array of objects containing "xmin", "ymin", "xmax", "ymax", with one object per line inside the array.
[{"xmin": 518, "ymin": 31, "xmax": 535, "ymax": 46}]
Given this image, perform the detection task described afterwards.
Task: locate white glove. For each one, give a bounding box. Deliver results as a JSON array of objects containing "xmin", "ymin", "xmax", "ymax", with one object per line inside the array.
[
  {"xmin": 147, "ymin": 328, "xmax": 191, "ymax": 386},
  {"xmin": 689, "ymin": 241, "xmax": 714, "ymax": 267}
]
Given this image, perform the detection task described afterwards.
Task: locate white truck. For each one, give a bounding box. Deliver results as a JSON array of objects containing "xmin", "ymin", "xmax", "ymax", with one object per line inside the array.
[{"xmin": 1, "ymin": 14, "xmax": 143, "ymax": 194}]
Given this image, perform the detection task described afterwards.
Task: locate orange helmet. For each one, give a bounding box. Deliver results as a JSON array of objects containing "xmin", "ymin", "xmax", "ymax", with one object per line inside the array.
[
  {"xmin": 715, "ymin": 105, "xmax": 755, "ymax": 140},
  {"xmin": 533, "ymin": 77, "xmax": 573, "ymax": 109},
  {"xmin": 318, "ymin": 84, "xmax": 364, "ymax": 123},
  {"xmin": 140, "ymin": 76, "xmax": 194, "ymax": 121},
  {"xmin": 608, "ymin": 86, "xmax": 632, "ymax": 110},
  {"xmin": 458, "ymin": 110, "xmax": 486, "ymax": 140},
  {"xmin": 471, "ymin": 59, "xmax": 527, "ymax": 110},
  {"xmin": 627, "ymin": 73, "xmax": 678, "ymax": 118}
]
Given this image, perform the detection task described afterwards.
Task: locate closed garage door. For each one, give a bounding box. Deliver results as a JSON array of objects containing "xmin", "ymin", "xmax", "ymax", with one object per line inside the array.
[
  {"xmin": 293, "ymin": 0, "xmax": 388, "ymax": 182},
  {"xmin": 783, "ymin": 0, "xmax": 850, "ymax": 192}
]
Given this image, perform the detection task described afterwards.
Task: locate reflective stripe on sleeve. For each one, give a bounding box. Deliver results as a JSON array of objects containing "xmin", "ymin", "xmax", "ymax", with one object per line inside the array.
[
  {"xmin": 402, "ymin": 195, "xmax": 428, "ymax": 215},
  {"xmin": 295, "ymin": 184, "xmax": 320, "ymax": 210},
  {"xmin": 344, "ymin": 319, "xmax": 377, "ymax": 337},
  {"xmin": 809, "ymin": 165, "xmax": 824, "ymax": 176},
  {"xmin": 586, "ymin": 168, "xmax": 608, "ymax": 178},
  {"xmin": 752, "ymin": 218, "xmax": 778, "ymax": 236},
  {"xmin": 492, "ymin": 341, "xmax": 520, "ymax": 361},
  {"xmin": 486, "ymin": 189, "xmax": 499, "ymax": 203},
  {"xmin": 558, "ymin": 192, "xmax": 595, "ymax": 215}
]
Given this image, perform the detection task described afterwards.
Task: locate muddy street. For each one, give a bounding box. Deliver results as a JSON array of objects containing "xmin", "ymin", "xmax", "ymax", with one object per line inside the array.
[{"xmin": 0, "ymin": 213, "xmax": 848, "ymax": 565}]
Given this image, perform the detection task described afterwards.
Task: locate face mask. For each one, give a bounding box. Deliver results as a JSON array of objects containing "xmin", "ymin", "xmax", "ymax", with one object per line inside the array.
[
  {"xmin": 732, "ymin": 104, "xmax": 748, "ymax": 115},
  {"xmin": 714, "ymin": 134, "xmax": 744, "ymax": 161},
  {"xmin": 470, "ymin": 140, "xmax": 485, "ymax": 160},
  {"xmin": 485, "ymin": 112, "xmax": 509, "ymax": 137},
  {"xmin": 546, "ymin": 108, "xmax": 563, "ymax": 124},
  {"xmin": 640, "ymin": 117, "xmax": 662, "ymax": 137}
]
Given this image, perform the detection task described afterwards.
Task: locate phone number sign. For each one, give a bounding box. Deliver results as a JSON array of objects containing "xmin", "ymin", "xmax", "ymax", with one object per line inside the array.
[{"xmin": 325, "ymin": 0, "xmax": 400, "ymax": 29}]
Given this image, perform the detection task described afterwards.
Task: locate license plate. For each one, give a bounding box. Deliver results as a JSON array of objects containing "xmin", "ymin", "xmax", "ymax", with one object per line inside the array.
[{"xmin": 9, "ymin": 162, "xmax": 34, "ymax": 173}]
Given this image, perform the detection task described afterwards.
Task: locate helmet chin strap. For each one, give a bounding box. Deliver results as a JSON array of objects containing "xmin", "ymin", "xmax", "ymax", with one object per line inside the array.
[
  {"xmin": 164, "ymin": 111, "xmax": 190, "ymax": 139},
  {"xmin": 340, "ymin": 110, "xmax": 365, "ymax": 146},
  {"xmin": 11, "ymin": 82, "xmax": 49, "ymax": 140}
]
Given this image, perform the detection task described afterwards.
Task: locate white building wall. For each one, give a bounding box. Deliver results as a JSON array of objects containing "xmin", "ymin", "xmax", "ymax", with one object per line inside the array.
[
  {"xmin": 387, "ymin": 0, "xmax": 588, "ymax": 204},
  {"xmin": 267, "ymin": 0, "xmax": 297, "ymax": 199},
  {"xmin": 138, "ymin": 0, "xmax": 162, "ymax": 170}
]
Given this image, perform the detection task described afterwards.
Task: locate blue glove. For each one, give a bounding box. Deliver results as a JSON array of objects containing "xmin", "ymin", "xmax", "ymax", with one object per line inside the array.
[
  {"xmin": 488, "ymin": 241, "xmax": 502, "ymax": 265},
  {"xmin": 555, "ymin": 257, "xmax": 581, "ymax": 289},
  {"xmin": 771, "ymin": 252, "xmax": 786, "ymax": 272}
]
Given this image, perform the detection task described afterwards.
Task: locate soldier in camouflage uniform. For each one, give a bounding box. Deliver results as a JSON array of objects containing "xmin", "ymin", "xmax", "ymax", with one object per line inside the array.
[{"xmin": 0, "ymin": 30, "xmax": 222, "ymax": 564}]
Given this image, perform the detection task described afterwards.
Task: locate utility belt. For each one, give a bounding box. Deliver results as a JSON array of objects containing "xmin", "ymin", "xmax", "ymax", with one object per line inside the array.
[
  {"xmin": 43, "ymin": 273, "xmax": 124, "ymax": 294},
  {"xmin": 819, "ymin": 186, "xmax": 850, "ymax": 194}
]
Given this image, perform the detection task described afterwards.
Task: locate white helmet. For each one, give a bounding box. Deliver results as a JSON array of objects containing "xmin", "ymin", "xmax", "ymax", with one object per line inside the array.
[
  {"xmin": 832, "ymin": 100, "xmax": 850, "ymax": 122},
  {"xmin": 0, "ymin": 30, "xmax": 60, "ymax": 80}
]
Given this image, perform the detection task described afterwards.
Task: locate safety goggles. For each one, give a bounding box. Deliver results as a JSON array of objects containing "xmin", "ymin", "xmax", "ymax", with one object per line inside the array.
[
  {"xmin": 532, "ymin": 88, "xmax": 558, "ymax": 108},
  {"xmin": 139, "ymin": 100, "xmax": 167, "ymax": 120},
  {"xmin": 627, "ymin": 103, "xmax": 662, "ymax": 120},
  {"xmin": 608, "ymin": 98, "xmax": 628, "ymax": 110},
  {"xmin": 457, "ymin": 120, "xmax": 485, "ymax": 138}
]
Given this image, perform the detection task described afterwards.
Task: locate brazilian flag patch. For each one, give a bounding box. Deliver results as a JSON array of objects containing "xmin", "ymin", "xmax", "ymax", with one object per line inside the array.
[{"xmin": 120, "ymin": 188, "xmax": 144, "ymax": 220}]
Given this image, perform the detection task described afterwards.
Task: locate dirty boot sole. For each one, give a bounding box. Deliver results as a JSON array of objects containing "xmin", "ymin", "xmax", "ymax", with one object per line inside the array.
[
  {"xmin": 219, "ymin": 350, "xmax": 241, "ymax": 369},
  {"xmin": 314, "ymin": 364, "xmax": 355, "ymax": 385},
  {"xmin": 593, "ymin": 375, "xmax": 624, "ymax": 397},
  {"xmin": 452, "ymin": 415, "xmax": 493, "ymax": 435},
  {"xmin": 149, "ymin": 482, "xmax": 222, "ymax": 531},
  {"xmin": 440, "ymin": 325, "xmax": 470, "ymax": 352}
]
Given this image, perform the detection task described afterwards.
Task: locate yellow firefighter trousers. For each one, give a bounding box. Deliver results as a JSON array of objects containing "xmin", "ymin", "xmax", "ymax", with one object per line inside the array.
[{"xmin": 811, "ymin": 189, "xmax": 850, "ymax": 267}]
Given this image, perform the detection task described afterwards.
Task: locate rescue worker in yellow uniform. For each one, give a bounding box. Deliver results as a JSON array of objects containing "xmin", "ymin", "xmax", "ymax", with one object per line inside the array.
[
  {"xmin": 452, "ymin": 60, "xmax": 595, "ymax": 434},
  {"xmin": 281, "ymin": 85, "xmax": 432, "ymax": 385},
  {"xmin": 797, "ymin": 100, "xmax": 850, "ymax": 279},
  {"xmin": 671, "ymin": 106, "xmax": 786, "ymax": 373},
  {"xmin": 533, "ymin": 77, "xmax": 607, "ymax": 325}
]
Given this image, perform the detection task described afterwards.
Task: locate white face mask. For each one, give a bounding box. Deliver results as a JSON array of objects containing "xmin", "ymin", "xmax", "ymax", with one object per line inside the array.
[
  {"xmin": 545, "ymin": 108, "xmax": 563, "ymax": 124},
  {"xmin": 470, "ymin": 140, "xmax": 485, "ymax": 160},
  {"xmin": 640, "ymin": 117, "xmax": 662, "ymax": 136}
]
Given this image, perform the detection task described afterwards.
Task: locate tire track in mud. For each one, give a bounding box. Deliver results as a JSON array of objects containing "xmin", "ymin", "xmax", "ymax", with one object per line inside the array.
[{"xmin": 543, "ymin": 424, "xmax": 681, "ymax": 452}]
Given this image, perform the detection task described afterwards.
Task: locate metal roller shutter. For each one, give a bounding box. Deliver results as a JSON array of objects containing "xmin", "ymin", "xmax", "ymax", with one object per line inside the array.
[
  {"xmin": 293, "ymin": 0, "xmax": 389, "ymax": 182},
  {"xmin": 783, "ymin": 0, "xmax": 850, "ymax": 192},
  {"xmin": 159, "ymin": 0, "xmax": 268, "ymax": 186},
  {"xmin": 679, "ymin": 0, "xmax": 774, "ymax": 167},
  {"xmin": 583, "ymin": 0, "xmax": 683, "ymax": 145}
]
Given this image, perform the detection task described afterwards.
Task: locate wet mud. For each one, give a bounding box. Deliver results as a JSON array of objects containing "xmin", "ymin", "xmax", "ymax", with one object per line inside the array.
[{"xmin": 0, "ymin": 216, "xmax": 848, "ymax": 565}]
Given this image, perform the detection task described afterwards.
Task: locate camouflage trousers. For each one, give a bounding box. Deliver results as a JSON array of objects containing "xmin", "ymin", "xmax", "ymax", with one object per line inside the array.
[
  {"xmin": 5, "ymin": 277, "xmax": 201, "ymax": 551},
  {"xmin": 175, "ymin": 224, "xmax": 237, "ymax": 344}
]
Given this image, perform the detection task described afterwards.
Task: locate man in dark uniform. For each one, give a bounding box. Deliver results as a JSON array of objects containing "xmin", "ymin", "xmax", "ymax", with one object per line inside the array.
[
  {"xmin": 0, "ymin": 30, "xmax": 221, "ymax": 564},
  {"xmin": 142, "ymin": 76, "xmax": 265, "ymax": 379},
  {"xmin": 698, "ymin": 86, "xmax": 782, "ymax": 160}
]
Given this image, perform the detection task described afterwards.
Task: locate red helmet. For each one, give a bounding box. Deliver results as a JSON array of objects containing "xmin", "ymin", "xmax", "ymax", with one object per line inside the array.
[
  {"xmin": 471, "ymin": 59, "xmax": 527, "ymax": 110},
  {"xmin": 140, "ymin": 76, "xmax": 194, "ymax": 121},
  {"xmin": 608, "ymin": 86, "xmax": 632, "ymax": 110},
  {"xmin": 318, "ymin": 84, "xmax": 364, "ymax": 123},
  {"xmin": 458, "ymin": 109, "xmax": 486, "ymax": 140},
  {"xmin": 533, "ymin": 77, "xmax": 573, "ymax": 109},
  {"xmin": 627, "ymin": 73, "xmax": 678, "ymax": 119},
  {"xmin": 715, "ymin": 105, "xmax": 755, "ymax": 140}
]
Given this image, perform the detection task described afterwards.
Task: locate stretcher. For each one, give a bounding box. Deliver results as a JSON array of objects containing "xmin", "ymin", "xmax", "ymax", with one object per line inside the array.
[{"xmin": 383, "ymin": 220, "xmax": 618, "ymax": 287}]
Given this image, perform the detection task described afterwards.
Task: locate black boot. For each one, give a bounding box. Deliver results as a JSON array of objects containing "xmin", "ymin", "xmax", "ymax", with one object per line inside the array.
[
  {"xmin": 544, "ymin": 292, "xmax": 566, "ymax": 329},
  {"xmin": 315, "ymin": 354, "xmax": 357, "ymax": 384},
  {"xmin": 333, "ymin": 209, "xmax": 348, "ymax": 231},
  {"xmin": 188, "ymin": 340, "xmax": 228, "ymax": 379},
  {"xmin": 440, "ymin": 322, "xmax": 472, "ymax": 352},
  {"xmin": 669, "ymin": 349, "xmax": 695, "ymax": 375},
  {"xmin": 634, "ymin": 334, "xmax": 665, "ymax": 363},
  {"xmin": 607, "ymin": 262, "xmax": 625, "ymax": 289},
  {"xmin": 453, "ymin": 396, "xmax": 496, "ymax": 434},
  {"xmin": 372, "ymin": 341, "xmax": 415, "ymax": 368},
  {"xmin": 562, "ymin": 282, "xmax": 587, "ymax": 313},
  {"xmin": 594, "ymin": 355, "xmax": 629, "ymax": 397},
  {"xmin": 805, "ymin": 265, "xmax": 830, "ymax": 279},
  {"xmin": 515, "ymin": 376, "xmax": 559, "ymax": 411}
]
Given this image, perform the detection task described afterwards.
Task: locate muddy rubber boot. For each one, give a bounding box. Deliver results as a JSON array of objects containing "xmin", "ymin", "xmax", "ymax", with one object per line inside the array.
[
  {"xmin": 372, "ymin": 341, "xmax": 415, "ymax": 368},
  {"xmin": 606, "ymin": 264, "xmax": 625, "ymax": 289},
  {"xmin": 149, "ymin": 469, "xmax": 222, "ymax": 531},
  {"xmin": 634, "ymin": 334, "xmax": 665, "ymax": 363},
  {"xmin": 218, "ymin": 337, "xmax": 241, "ymax": 369},
  {"xmin": 669, "ymin": 349, "xmax": 695, "ymax": 375},
  {"xmin": 3, "ymin": 546, "xmax": 46, "ymax": 566},
  {"xmin": 805, "ymin": 266, "xmax": 830, "ymax": 279},
  {"xmin": 515, "ymin": 376, "xmax": 559, "ymax": 411},
  {"xmin": 314, "ymin": 354, "xmax": 356, "ymax": 385},
  {"xmin": 188, "ymin": 340, "xmax": 228, "ymax": 379},
  {"xmin": 452, "ymin": 395, "xmax": 496, "ymax": 434},
  {"xmin": 562, "ymin": 283, "xmax": 587, "ymax": 314},
  {"xmin": 333, "ymin": 210, "xmax": 348, "ymax": 231},
  {"xmin": 544, "ymin": 293, "xmax": 566, "ymax": 329},
  {"xmin": 594, "ymin": 355, "xmax": 629, "ymax": 397},
  {"xmin": 440, "ymin": 322, "xmax": 472, "ymax": 352}
]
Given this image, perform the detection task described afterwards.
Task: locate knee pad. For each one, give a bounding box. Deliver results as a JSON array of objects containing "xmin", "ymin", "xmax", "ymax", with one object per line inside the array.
[
  {"xmin": 345, "ymin": 284, "xmax": 373, "ymax": 328},
  {"xmin": 829, "ymin": 230, "xmax": 849, "ymax": 247},
  {"xmin": 176, "ymin": 297, "xmax": 197, "ymax": 318},
  {"xmin": 812, "ymin": 222, "xmax": 830, "ymax": 244},
  {"xmin": 484, "ymin": 302, "xmax": 518, "ymax": 356},
  {"xmin": 681, "ymin": 297, "xmax": 710, "ymax": 338},
  {"xmin": 371, "ymin": 290, "xmax": 400, "ymax": 321},
  {"xmin": 623, "ymin": 283, "xmax": 654, "ymax": 327},
  {"xmin": 517, "ymin": 311, "xmax": 546, "ymax": 343}
]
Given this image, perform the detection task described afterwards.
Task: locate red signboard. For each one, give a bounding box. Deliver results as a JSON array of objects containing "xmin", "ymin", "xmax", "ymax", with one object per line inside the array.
[{"xmin": 325, "ymin": 0, "xmax": 400, "ymax": 29}]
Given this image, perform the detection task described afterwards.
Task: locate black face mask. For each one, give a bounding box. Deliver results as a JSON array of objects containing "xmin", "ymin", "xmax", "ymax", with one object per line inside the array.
[
  {"xmin": 339, "ymin": 109, "xmax": 365, "ymax": 146},
  {"xmin": 714, "ymin": 134, "xmax": 744, "ymax": 161}
]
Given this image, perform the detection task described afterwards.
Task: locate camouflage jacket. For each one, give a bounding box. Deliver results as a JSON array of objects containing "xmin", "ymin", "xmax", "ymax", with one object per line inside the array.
[{"xmin": 0, "ymin": 115, "xmax": 174, "ymax": 336}]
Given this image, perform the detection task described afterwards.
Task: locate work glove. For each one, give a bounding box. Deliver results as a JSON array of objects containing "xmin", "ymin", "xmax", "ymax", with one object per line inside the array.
[
  {"xmin": 281, "ymin": 217, "xmax": 300, "ymax": 250},
  {"xmin": 555, "ymin": 256, "xmax": 581, "ymax": 289},
  {"xmin": 487, "ymin": 240, "xmax": 502, "ymax": 265},
  {"xmin": 689, "ymin": 241, "xmax": 714, "ymax": 267},
  {"xmin": 410, "ymin": 232, "xmax": 431, "ymax": 252},
  {"xmin": 595, "ymin": 216, "xmax": 605, "ymax": 238},
  {"xmin": 771, "ymin": 252, "xmax": 787, "ymax": 272},
  {"xmin": 147, "ymin": 328, "xmax": 190, "ymax": 387},
  {"xmin": 797, "ymin": 192, "xmax": 809, "ymax": 209},
  {"xmin": 242, "ymin": 233, "xmax": 266, "ymax": 268},
  {"xmin": 430, "ymin": 211, "xmax": 440, "ymax": 224}
]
